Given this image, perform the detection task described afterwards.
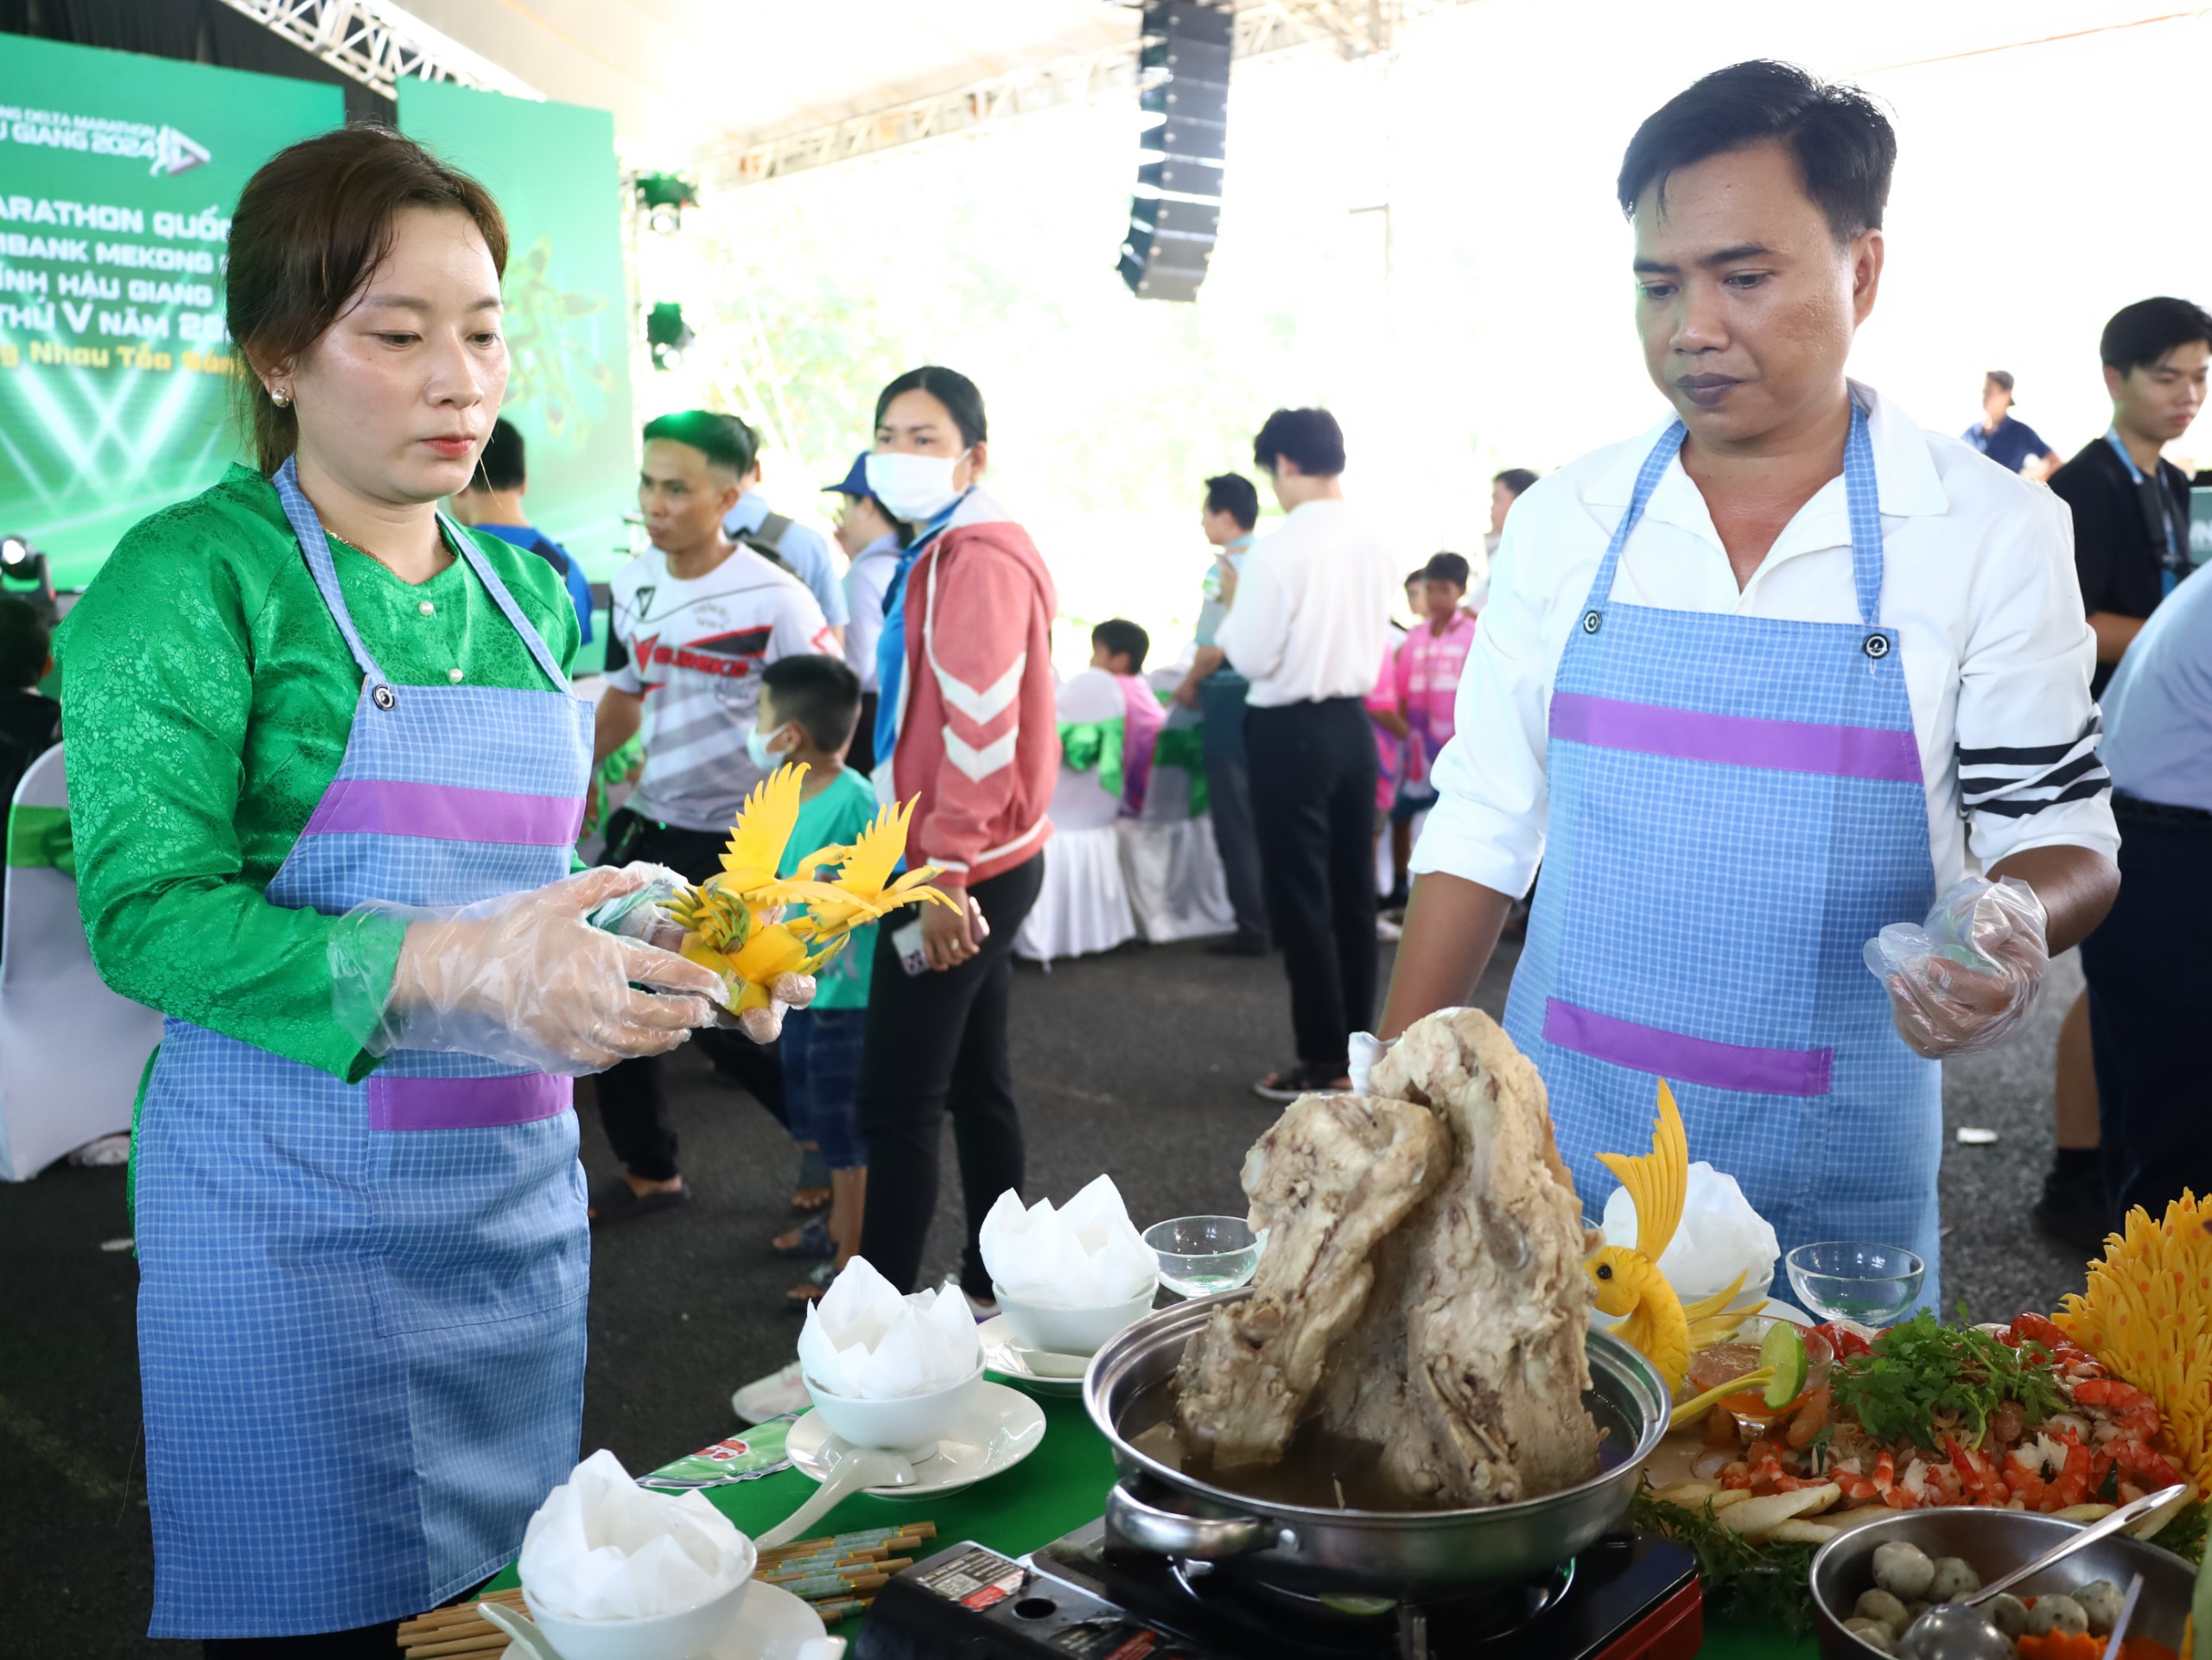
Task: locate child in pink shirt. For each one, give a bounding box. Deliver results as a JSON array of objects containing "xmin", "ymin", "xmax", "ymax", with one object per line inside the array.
[{"xmin": 1383, "ymin": 554, "xmax": 1476, "ymax": 906}]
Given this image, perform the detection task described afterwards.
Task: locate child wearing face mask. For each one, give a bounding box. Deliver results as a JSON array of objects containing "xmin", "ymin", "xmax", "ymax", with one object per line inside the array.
[{"xmin": 753, "ymin": 653, "xmax": 880, "ymax": 1306}]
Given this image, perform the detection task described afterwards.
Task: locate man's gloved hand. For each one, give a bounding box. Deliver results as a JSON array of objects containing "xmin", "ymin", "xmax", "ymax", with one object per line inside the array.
[
  {"xmin": 339, "ymin": 864, "xmax": 728, "ymax": 1075},
  {"xmin": 1862, "ymin": 875, "xmax": 2050, "ymax": 1059},
  {"xmin": 1348, "ymin": 1031, "xmax": 1393, "ymax": 1095}
]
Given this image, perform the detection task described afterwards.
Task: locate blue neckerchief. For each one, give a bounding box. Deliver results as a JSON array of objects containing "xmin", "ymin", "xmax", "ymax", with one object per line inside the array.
[
  {"xmin": 2106, "ymin": 426, "xmax": 2183, "ymax": 593},
  {"xmin": 872, "ymin": 491, "xmax": 969, "ymax": 767}
]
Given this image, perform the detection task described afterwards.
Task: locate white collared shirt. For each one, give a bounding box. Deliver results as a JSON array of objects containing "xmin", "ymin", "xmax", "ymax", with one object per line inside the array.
[
  {"xmin": 1217, "ymin": 498, "xmax": 1397, "ymax": 707},
  {"xmin": 1413, "ymin": 382, "xmax": 2119, "ymax": 899}
]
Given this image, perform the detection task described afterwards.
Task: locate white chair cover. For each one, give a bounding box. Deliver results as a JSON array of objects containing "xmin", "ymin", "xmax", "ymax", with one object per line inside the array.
[
  {"xmin": 0, "ymin": 745, "xmax": 163, "ymax": 1181},
  {"xmin": 1118, "ymin": 694, "xmax": 1236, "ymax": 944},
  {"xmin": 1015, "ymin": 671, "xmax": 1138, "ymax": 963}
]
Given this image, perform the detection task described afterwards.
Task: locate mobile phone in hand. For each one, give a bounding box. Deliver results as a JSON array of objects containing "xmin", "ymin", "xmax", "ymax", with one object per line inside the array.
[{"xmin": 892, "ymin": 919, "xmax": 929, "ymax": 976}]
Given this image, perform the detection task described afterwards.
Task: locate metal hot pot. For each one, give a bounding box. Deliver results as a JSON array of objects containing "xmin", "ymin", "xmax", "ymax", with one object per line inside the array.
[{"xmin": 1083, "ymin": 1288, "xmax": 1670, "ymax": 1602}]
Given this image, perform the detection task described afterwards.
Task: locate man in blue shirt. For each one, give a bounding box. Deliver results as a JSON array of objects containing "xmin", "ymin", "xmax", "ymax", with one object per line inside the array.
[
  {"xmin": 1962, "ymin": 371, "xmax": 2058, "ymax": 480},
  {"xmin": 720, "ymin": 417, "xmax": 849, "ymax": 646},
  {"xmin": 2079, "ymin": 555, "xmax": 2212, "ymax": 1225},
  {"xmin": 448, "ymin": 417, "xmax": 594, "ymax": 642}
]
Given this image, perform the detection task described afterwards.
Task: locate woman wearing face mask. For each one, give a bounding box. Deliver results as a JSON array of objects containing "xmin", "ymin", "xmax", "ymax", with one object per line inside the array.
[
  {"xmin": 857, "ymin": 366, "xmax": 1059, "ymax": 1306},
  {"xmin": 58, "ymin": 128, "xmax": 725, "ymax": 1653}
]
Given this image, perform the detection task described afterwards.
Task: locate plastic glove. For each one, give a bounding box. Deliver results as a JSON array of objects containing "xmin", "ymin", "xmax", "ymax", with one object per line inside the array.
[
  {"xmin": 334, "ymin": 864, "xmax": 728, "ymax": 1075},
  {"xmin": 588, "ymin": 867, "xmax": 812, "ymax": 1045},
  {"xmin": 1348, "ymin": 1031, "xmax": 1393, "ymax": 1095},
  {"xmin": 1861, "ymin": 875, "xmax": 2049, "ymax": 1059}
]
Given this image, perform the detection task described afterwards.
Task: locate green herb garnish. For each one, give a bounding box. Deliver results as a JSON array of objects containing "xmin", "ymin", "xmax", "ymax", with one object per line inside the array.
[
  {"xmin": 1629, "ymin": 1482, "xmax": 1819, "ymax": 1633},
  {"xmin": 2156, "ymin": 1500, "xmax": 2208, "ymax": 1567},
  {"xmin": 1828, "ymin": 1306, "xmax": 2066, "ymax": 1451}
]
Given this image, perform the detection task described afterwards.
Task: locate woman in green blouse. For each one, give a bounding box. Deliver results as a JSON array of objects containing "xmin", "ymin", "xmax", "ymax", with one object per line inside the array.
[{"xmin": 60, "ymin": 128, "xmax": 723, "ymax": 1654}]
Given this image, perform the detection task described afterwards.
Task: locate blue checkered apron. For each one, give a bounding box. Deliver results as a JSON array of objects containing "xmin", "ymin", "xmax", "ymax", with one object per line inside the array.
[
  {"xmin": 133, "ymin": 459, "xmax": 594, "ymax": 1638},
  {"xmin": 1503, "ymin": 402, "xmax": 1944, "ymax": 1307}
]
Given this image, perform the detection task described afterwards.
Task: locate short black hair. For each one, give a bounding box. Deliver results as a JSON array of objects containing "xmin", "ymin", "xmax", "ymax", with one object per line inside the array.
[
  {"xmin": 1424, "ymin": 552, "xmax": 1470, "ymax": 588},
  {"xmin": 761, "ymin": 653, "xmax": 861, "ymax": 754},
  {"xmin": 474, "ymin": 417, "xmax": 526, "ymax": 493},
  {"xmin": 1986, "ymin": 370, "xmax": 2015, "ymax": 394},
  {"xmin": 875, "ymin": 366, "xmax": 988, "ymax": 449},
  {"xmin": 1617, "ymin": 60, "xmax": 1895, "ymax": 244},
  {"xmin": 2100, "ymin": 298, "xmax": 2212, "ymax": 377},
  {"xmin": 1253, "ymin": 408, "xmax": 1345, "ymax": 478},
  {"xmin": 1091, "ymin": 618, "xmax": 1149, "ymax": 672},
  {"xmin": 641, "ymin": 409, "xmax": 755, "ymax": 475},
  {"xmin": 1404, "ymin": 569, "xmax": 1428, "ymax": 587},
  {"xmin": 0, "ymin": 595, "xmax": 50, "ymax": 688},
  {"xmin": 1204, "ymin": 472, "xmax": 1259, "ymax": 531},
  {"xmin": 1493, "ymin": 467, "xmax": 1539, "ymax": 497}
]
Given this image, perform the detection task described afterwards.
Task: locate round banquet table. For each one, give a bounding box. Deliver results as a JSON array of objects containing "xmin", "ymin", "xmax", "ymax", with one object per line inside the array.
[{"xmin": 475, "ymin": 1392, "xmax": 1815, "ymax": 1657}]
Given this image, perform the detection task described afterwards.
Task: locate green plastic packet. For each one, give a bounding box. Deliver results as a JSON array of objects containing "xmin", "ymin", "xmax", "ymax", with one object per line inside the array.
[{"xmin": 636, "ymin": 1418, "xmax": 793, "ymax": 1491}]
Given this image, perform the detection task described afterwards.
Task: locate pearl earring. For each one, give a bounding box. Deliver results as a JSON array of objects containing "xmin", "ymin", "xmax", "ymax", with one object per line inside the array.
[{"xmin": 270, "ymin": 387, "xmax": 291, "ymax": 408}]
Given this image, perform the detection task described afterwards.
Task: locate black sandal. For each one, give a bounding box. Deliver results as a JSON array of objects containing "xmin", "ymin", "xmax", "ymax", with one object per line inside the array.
[
  {"xmin": 1251, "ymin": 1064, "xmax": 1351, "ymax": 1103},
  {"xmin": 588, "ymin": 1178, "xmax": 689, "ymax": 1227}
]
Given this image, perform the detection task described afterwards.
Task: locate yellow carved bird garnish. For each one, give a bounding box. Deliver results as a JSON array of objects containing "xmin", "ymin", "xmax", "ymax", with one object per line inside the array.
[
  {"xmin": 664, "ymin": 763, "xmax": 956, "ymax": 1037},
  {"xmin": 1585, "ymin": 1080, "xmax": 1759, "ymax": 1394}
]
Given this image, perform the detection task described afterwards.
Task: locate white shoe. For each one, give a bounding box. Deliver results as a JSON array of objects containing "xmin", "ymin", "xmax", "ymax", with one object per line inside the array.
[{"xmin": 732, "ymin": 1358, "xmax": 810, "ymax": 1424}]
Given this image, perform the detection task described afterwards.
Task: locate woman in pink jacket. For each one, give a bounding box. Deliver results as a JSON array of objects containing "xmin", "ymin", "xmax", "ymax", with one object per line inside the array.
[{"xmin": 856, "ymin": 366, "xmax": 1060, "ymax": 1303}]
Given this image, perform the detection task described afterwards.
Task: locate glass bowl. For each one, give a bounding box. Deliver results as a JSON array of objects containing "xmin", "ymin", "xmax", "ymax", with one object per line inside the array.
[
  {"xmin": 1685, "ymin": 1315, "xmax": 1834, "ymax": 1433},
  {"xmin": 1143, "ymin": 1215, "xmax": 1262, "ymax": 1299},
  {"xmin": 1784, "ymin": 1241, "xmax": 1925, "ymax": 1327}
]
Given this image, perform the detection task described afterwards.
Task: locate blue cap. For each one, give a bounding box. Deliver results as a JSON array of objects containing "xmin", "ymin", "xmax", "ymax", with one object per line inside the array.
[{"xmin": 823, "ymin": 451, "xmax": 872, "ymax": 497}]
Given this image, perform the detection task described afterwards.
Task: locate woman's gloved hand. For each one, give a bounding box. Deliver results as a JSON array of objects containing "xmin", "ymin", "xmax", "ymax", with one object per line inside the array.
[
  {"xmin": 1862, "ymin": 875, "xmax": 2049, "ymax": 1059},
  {"xmin": 338, "ymin": 864, "xmax": 728, "ymax": 1075}
]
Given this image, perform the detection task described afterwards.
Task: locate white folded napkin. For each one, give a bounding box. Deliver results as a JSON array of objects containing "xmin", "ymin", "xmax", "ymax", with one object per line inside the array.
[
  {"xmin": 518, "ymin": 1448, "xmax": 755, "ymax": 1620},
  {"xmin": 978, "ymin": 1175, "xmax": 1158, "ymax": 1309},
  {"xmin": 1601, "ymin": 1161, "xmax": 1780, "ymax": 1307},
  {"xmin": 797, "ymin": 1256, "xmax": 982, "ymax": 1398}
]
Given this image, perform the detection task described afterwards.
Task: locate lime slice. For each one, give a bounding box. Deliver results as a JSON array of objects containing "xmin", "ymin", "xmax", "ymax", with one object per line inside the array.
[
  {"xmin": 1319, "ymin": 1594, "xmax": 1398, "ymax": 1617},
  {"xmin": 1760, "ymin": 1321, "xmax": 1808, "ymax": 1409}
]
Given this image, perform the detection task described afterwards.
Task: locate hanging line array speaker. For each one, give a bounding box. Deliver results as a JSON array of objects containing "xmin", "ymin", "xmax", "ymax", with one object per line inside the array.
[{"xmin": 1117, "ymin": 0, "xmax": 1231, "ymax": 302}]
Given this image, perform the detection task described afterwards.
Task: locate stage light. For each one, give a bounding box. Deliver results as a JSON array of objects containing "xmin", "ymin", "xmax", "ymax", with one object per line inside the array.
[
  {"xmin": 0, "ymin": 535, "xmax": 28, "ymax": 568},
  {"xmin": 645, "ymin": 302, "xmax": 695, "ymax": 372},
  {"xmin": 634, "ymin": 173, "xmax": 699, "ymax": 235}
]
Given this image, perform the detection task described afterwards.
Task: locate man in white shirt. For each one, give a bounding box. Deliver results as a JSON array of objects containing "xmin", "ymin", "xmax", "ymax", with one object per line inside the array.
[
  {"xmin": 821, "ymin": 450, "xmax": 906, "ymax": 776},
  {"xmin": 1380, "ymin": 61, "xmax": 2119, "ymax": 1307},
  {"xmin": 590, "ymin": 409, "xmax": 837, "ymax": 1221},
  {"xmin": 1216, "ymin": 408, "xmax": 1398, "ymax": 1099}
]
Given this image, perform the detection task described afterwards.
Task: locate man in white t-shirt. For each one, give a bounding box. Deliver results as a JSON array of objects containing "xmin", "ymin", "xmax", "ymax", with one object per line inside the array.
[{"xmin": 590, "ymin": 410, "xmax": 836, "ymax": 1223}]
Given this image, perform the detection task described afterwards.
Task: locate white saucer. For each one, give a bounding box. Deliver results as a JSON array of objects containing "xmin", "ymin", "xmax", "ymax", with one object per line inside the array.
[
  {"xmin": 709, "ymin": 1580, "xmax": 840, "ymax": 1658},
  {"xmin": 978, "ymin": 1313, "xmax": 1087, "ymax": 1397},
  {"xmin": 786, "ymin": 1380, "xmax": 1046, "ymax": 1498}
]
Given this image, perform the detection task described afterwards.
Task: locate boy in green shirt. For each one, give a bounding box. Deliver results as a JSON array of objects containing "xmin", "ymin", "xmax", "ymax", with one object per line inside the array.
[{"xmin": 756, "ymin": 654, "xmax": 880, "ymax": 1304}]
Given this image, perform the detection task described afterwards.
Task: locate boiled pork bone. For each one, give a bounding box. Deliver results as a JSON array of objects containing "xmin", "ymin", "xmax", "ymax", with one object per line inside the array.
[{"xmin": 1173, "ymin": 1093, "xmax": 1450, "ymax": 1470}]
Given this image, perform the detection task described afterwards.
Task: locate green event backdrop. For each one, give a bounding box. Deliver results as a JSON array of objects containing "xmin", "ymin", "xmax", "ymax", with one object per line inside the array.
[
  {"xmin": 397, "ymin": 80, "xmax": 633, "ymax": 580},
  {"xmin": 0, "ymin": 35, "xmax": 341, "ymax": 588}
]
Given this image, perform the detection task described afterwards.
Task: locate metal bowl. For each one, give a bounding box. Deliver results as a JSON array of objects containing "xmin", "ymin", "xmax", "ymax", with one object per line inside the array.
[
  {"xmin": 1082, "ymin": 1288, "xmax": 1669, "ymax": 1600},
  {"xmin": 1809, "ymin": 1508, "xmax": 2197, "ymax": 1658}
]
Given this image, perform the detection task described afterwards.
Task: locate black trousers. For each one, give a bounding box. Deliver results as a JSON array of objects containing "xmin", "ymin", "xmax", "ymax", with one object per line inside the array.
[
  {"xmin": 593, "ymin": 810, "xmax": 785, "ymax": 1181},
  {"xmin": 855, "ymin": 854, "xmax": 1044, "ymax": 1298},
  {"xmin": 1245, "ymin": 697, "xmax": 1378, "ymax": 1077},
  {"xmin": 2081, "ymin": 801, "xmax": 2212, "ymax": 1224},
  {"xmin": 1199, "ymin": 675, "xmax": 1271, "ymax": 946}
]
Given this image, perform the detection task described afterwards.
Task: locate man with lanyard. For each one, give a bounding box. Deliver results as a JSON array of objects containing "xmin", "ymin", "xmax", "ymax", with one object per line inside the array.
[
  {"xmin": 2049, "ymin": 297, "xmax": 2209, "ymax": 697},
  {"xmin": 2033, "ymin": 298, "xmax": 2209, "ymax": 1247},
  {"xmin": 1376, "ymin": 60, "xmax": 2119, "ymax": 1309},
  {"xmin": 1173, "ymin": 472, "xmax": 1271, "ymax": 956},
  {"xmin": 721, "ymin": 414, "xmax": 849, "ymax": 650}
]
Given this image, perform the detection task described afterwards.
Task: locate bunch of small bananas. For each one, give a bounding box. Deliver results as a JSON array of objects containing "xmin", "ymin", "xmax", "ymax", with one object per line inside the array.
[{"xmin": 665, "ymin": 763, "xmax": 961, "ymax": 1040}]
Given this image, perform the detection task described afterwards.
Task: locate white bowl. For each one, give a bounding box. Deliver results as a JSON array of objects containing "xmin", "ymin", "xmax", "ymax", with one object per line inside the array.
[
  {"xmin": 522, "ymin": 1567, "xmax": 752, "ymax": 1660},
  {"xmin": 802, "ymin": 1363, "xmax": 983, "ymax": 1452},
  {"xmin": 992, "ymin": 1281, "xmax": 1158, "ymax": 1357}
]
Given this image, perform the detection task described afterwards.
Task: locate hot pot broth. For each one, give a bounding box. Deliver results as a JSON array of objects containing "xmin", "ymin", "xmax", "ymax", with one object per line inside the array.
[{"xmin": 1117, "ymin": 1376, "xmax": 1624, "ymax": 1513}]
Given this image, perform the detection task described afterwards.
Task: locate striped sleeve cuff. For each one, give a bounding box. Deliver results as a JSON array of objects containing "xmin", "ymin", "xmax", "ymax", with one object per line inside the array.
[{"xmin": 1956, "ymin": 715, "xmax": 2112, "ymax": 820}]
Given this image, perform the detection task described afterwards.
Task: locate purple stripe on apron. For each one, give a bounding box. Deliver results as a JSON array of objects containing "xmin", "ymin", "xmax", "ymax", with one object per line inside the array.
[
  {"xmin": 367, "ymin": 1071, "xmax": 571, "ymax": 1132},
  {"xmin": 1542, "ymin": 997, "xmax": 1834, "ymax": 1097},
  {"xmin": 1549, "ymin": 690, "xmax": 1923, "ymax": 784},
  {"xmin": 302, "ymin": 778, "xmax": 584, "ymax": 846}
]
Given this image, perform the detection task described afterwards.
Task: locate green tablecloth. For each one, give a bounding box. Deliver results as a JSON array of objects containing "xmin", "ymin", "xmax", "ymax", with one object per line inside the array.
[{"xmin": 485, "ymin": 1394, "xmax": 1816, "ymax": 1656}]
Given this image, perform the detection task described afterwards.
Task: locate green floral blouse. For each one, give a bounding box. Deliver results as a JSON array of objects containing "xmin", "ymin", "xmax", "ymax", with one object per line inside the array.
[{"xmin": 58, "ymin": 464, "xmax": 582, "ymax": 1083}]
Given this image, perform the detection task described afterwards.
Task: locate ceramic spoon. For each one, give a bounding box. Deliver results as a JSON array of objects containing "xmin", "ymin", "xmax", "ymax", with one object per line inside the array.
[
  {"xmin": 477, "ymin": 1601, "xmax": 560, "ymax": 1660},
  {"xmin": 756, "ymin": 1443, "xmax": 931, "ymax": 1550},
  {"xmin": 1897, "ymin": 1485, "xmax": 2188, "ymax": 1660}
]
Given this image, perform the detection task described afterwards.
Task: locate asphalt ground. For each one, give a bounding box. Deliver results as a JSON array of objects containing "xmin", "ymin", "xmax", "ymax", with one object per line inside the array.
[{"xmin": 0, "ymin": 935, "xmax": 2091, "ymax": 1655}]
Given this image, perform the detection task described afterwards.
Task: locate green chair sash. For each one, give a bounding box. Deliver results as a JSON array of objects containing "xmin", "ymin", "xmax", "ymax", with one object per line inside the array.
[{"xmin": 4, "ymin": 804, "xmax": 73, "ymax": 876}]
